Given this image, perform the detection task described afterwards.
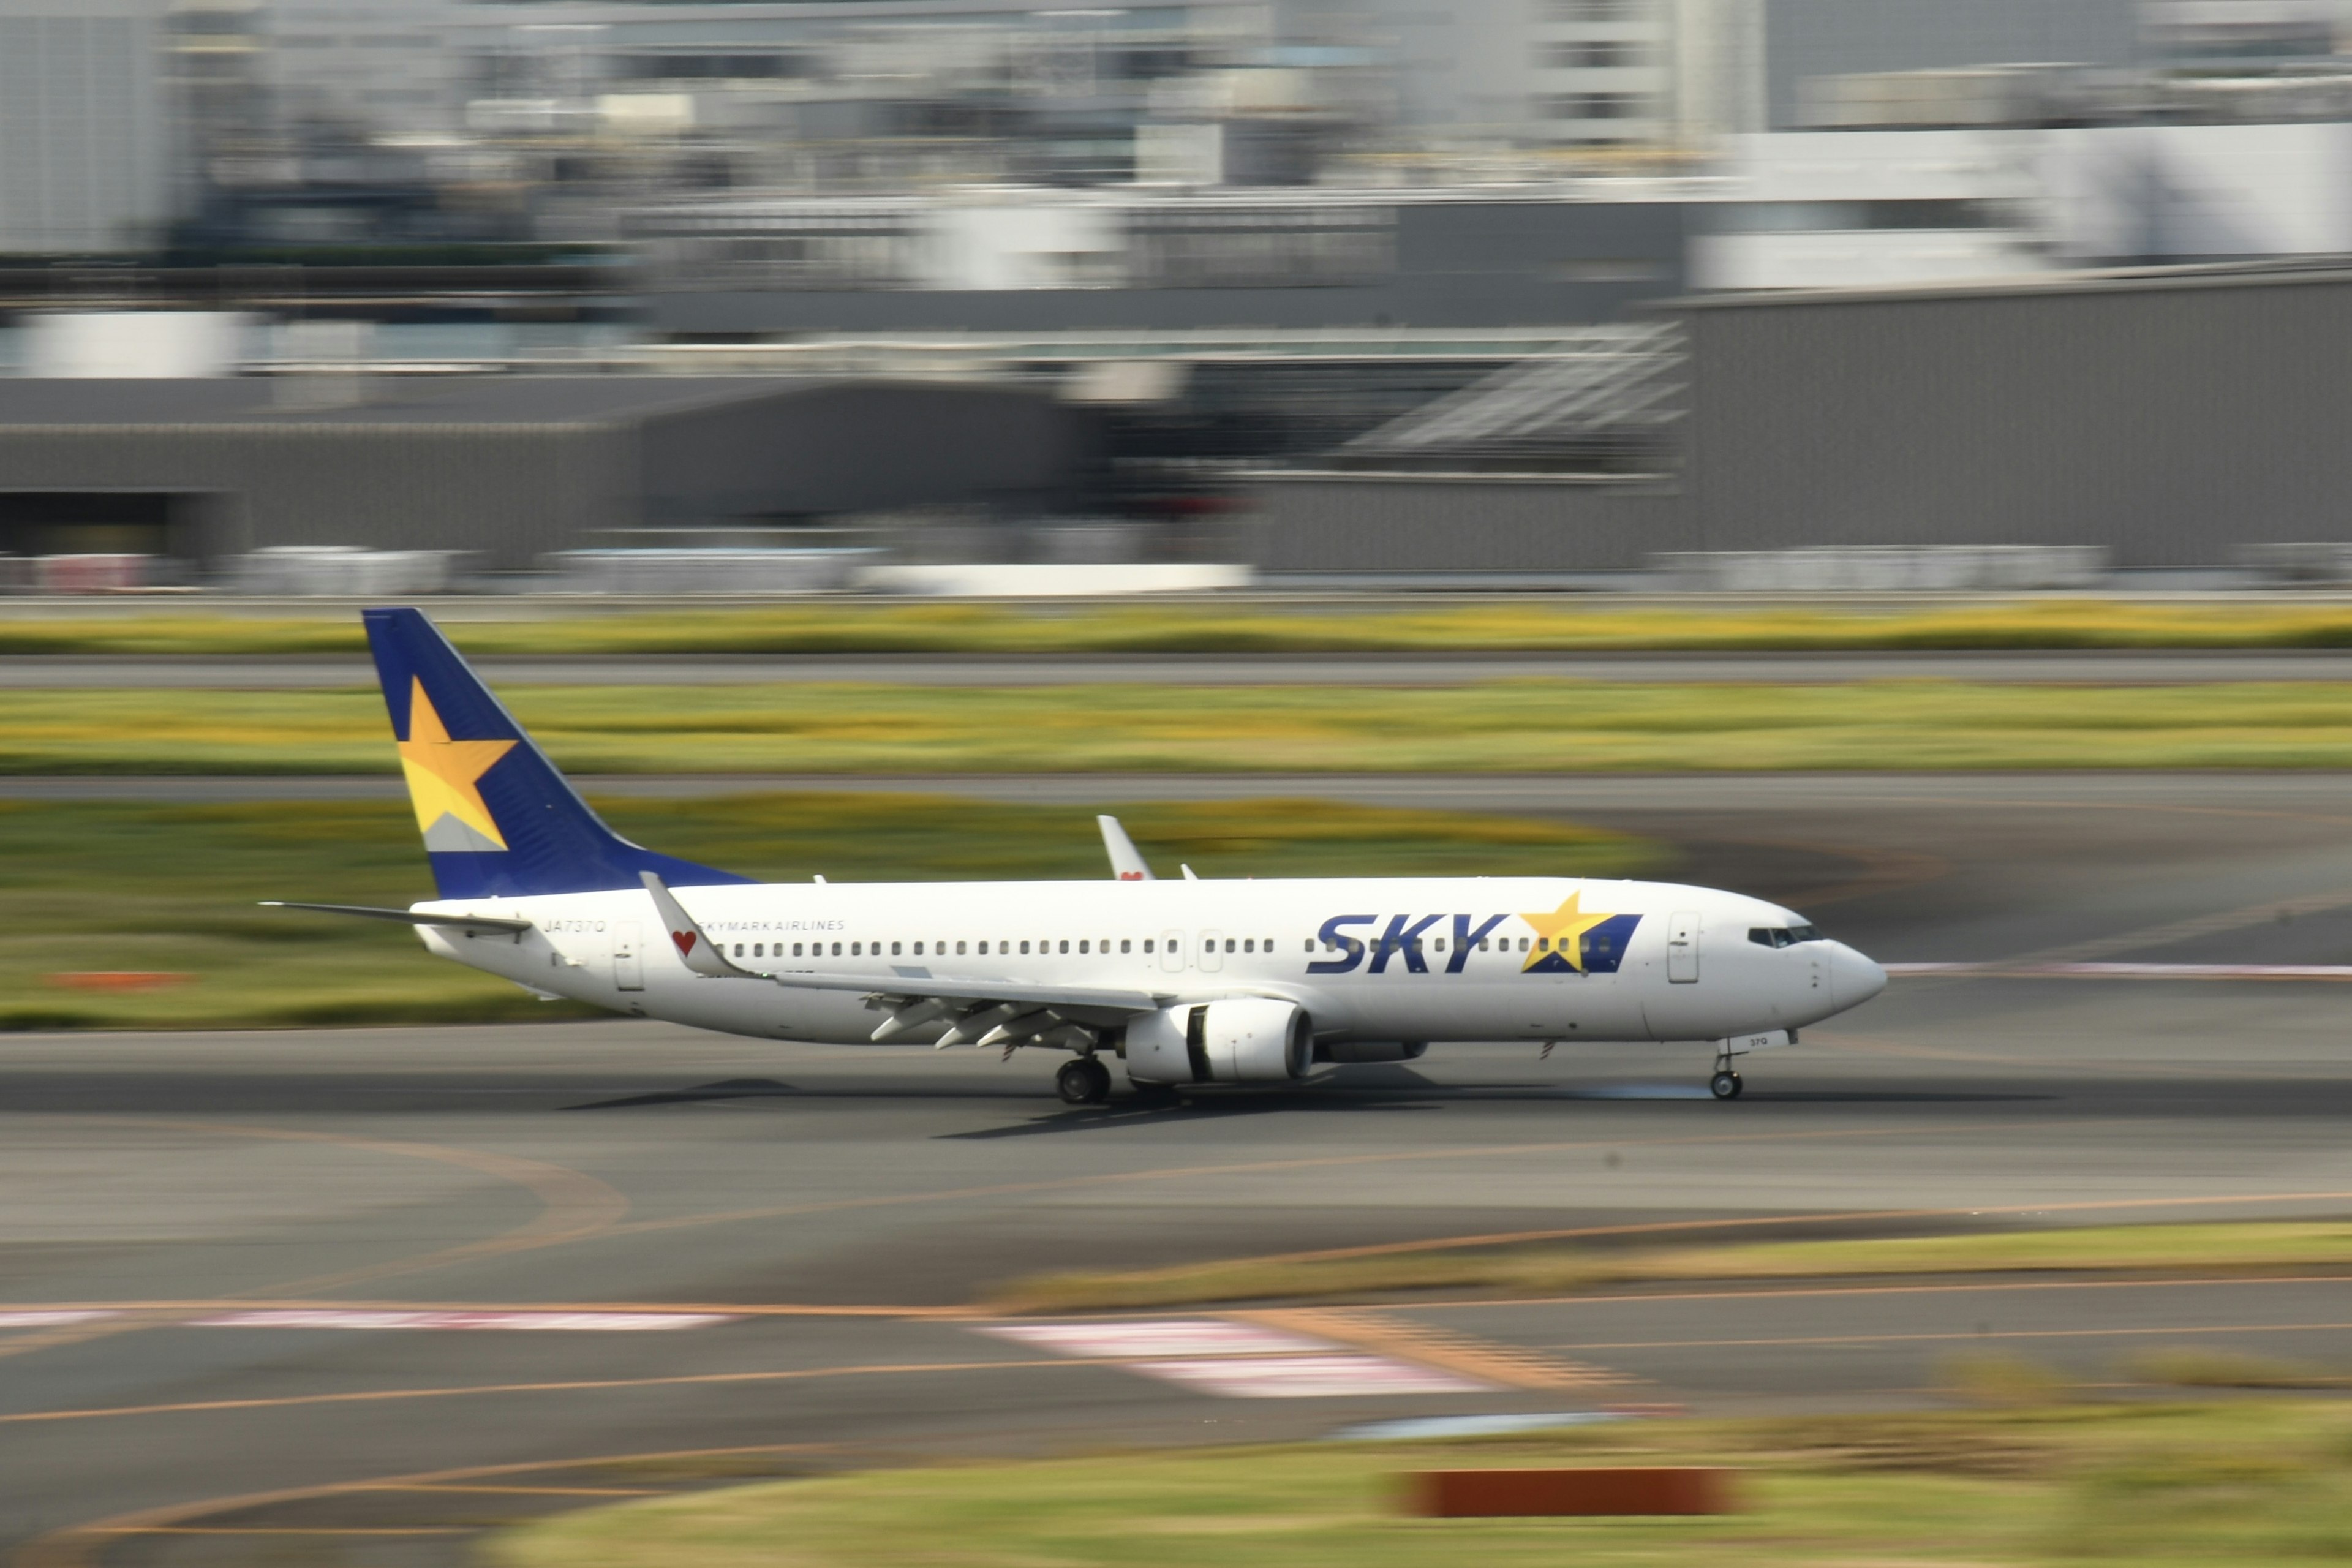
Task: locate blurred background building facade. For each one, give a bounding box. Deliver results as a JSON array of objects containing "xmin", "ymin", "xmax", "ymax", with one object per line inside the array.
[{"xmin": 7, "ymin": 0, "xmax": 2352, "ymax": 588}]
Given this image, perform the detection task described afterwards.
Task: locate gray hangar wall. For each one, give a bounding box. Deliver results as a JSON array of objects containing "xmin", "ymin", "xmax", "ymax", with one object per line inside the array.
[
  {"xmin": 1673, "ymin": 269, "xmax": 2352, "ymax": 568},
  {"xmin": 0, "ymin": 378, "xmax": 1092, "ymax": 571}
]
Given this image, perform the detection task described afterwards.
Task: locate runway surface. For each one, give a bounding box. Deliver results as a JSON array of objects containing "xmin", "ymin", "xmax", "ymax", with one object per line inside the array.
[
  {"xmin": 12, "ymin": 650, "xmax": 2352, "ymax": 687},
  {"xmin": 9, "ymin": 771, "xmax": 2352, "ymax": 1562}
]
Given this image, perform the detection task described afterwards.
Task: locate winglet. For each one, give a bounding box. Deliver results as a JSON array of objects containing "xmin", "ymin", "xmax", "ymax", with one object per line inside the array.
[
  {"xmin": 1097, "ymin": 815, "xmax": 1155, "ymax": 881},
  {"xmin": 639, "ymin": 871, "xmax": 758, "ymax": 978}
]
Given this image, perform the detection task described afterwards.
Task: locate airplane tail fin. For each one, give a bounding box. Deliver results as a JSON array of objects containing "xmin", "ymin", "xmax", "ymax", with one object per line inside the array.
[
  {"xmin": 362, "ymin": 607, "xmax": 750, "ymax": 900},
  {"xmin": 1097, "ymin": 815, "xmax": 1156, "ymax": 881}
]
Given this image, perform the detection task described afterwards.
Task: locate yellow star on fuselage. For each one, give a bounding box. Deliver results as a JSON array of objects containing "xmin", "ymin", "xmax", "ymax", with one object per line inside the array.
[
  {"xmin": 396, "ymin": 679, "xmax": 515, "ymax": 849},
  {"xmin": 1517, "ymin": 891, "xmax": 1618, "ymax": 972}
]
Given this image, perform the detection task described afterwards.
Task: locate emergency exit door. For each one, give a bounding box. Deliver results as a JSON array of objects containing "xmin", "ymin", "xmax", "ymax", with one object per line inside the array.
[{"xmin": 1667, "ymin": 911, "xmax": 1700, "ymax": 983}]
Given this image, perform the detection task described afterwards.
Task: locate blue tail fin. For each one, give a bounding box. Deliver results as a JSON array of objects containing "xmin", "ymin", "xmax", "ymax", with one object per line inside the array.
[{"xmin": 363, "ymin": 607, "xmax": 750, "ymax": 900}]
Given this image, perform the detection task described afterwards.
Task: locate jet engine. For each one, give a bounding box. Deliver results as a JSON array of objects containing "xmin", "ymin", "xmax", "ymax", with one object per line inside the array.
[{"xmin": 1125, "ymin": 998, "xmax": 1312, "ymax": 1085}]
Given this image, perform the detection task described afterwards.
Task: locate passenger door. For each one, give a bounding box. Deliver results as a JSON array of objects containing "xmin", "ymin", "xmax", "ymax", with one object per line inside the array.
[
  {"xmin": 1667, "ymin": 911, "xmax": 1700, "ymax": 984},
  {"xmin": 612, "ymin": 920, "xmax": 645, "ymax": 992},
  {"xmin": 1198, "ymin": 930, "xmax": 1223, "ymax": 973}
]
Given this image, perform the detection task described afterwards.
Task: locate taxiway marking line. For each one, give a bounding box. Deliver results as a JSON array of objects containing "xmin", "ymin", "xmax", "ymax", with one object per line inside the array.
[
  {"xmin": 1545, "ymin": 1319, "xmax": 2352, "ymax": 1352},
  {"xmin": 0, "ymin": 1355, "xmax": 1112, "ymax": 1427},
  {"xmin": 341, "ymin": 1495, "xmax": 658, "ymax": 1504},
  {"xmin": 116, "ymin": 1528, "xmax": 470, "ymax": 1537},
  {"xmin": 603, "ymin": 1117, "xmax": 2094, "ymax": 1242},
  {"xmin": 1417, "ymin": 1272, "xmax": 2352, "ymax": 1311},
  {"xmin": 1164, "ymin": 1185, "xmax": 2352, "ymax": 1273},
  {"xmin": 0, "ymin": 1298, "xmax": 959, "ymax": 1319},
  {"xmin": 15, "ymin": 1440, "xmax": 840, "ymax": 1568},
  {"xmin": 0, "ymin": 1117, "xmax": 630, "ymax": 1364}
]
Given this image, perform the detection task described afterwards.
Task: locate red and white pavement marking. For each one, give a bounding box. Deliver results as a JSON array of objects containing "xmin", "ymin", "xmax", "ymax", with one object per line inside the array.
[
  {"xmin": 1126, "ymin": 1354, "xmax": 1488, "ymax": 1399},
  {"xmin": 191, "ymin": 1310, "xmax": 737, "ymax": 1332},
  {"xmin": 978, "ymin": 1319, "xmax": 1329, "ymax": 1359},
  {"xmin": 974, "ymin": 1317, "xmax": 1495, "ymax": 1398}
]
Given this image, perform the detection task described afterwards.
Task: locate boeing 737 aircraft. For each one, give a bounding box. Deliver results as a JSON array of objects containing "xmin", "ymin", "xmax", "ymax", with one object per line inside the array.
[{"xmin": 270, "ymin": 608, "xmax": 1890, "ymax": 1105}]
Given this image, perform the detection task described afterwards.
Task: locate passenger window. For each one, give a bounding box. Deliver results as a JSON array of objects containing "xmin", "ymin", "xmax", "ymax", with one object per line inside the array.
[
  {"xmin": 1060, "ymin": 940, "xmax": 1069, "ymax": 954},
  {"xmin": 851, "ymin": 941, "xmax": 862, "ymax": 957},
  {"xmin": 956, "ymin": 940, "xmax": 967, "ymax": 956},
  {"xmin": 1123, "ymin": 939, "xmax": 1132, "ymax": 954},
  {"xmin": 1305, "ymin": 939, "xmax": 1315, "ymax": 952},
  {"xmin": 832, "ymin": 942, "xmax": 843, "ymax": 957},
  {"xmin": 1224, "ymin": 938, "xmax": 1235, "ymax": 954},
  {"xmin": 1079, "ymin": 940, "xmax": 1090, "ymax": 954},
  {"xmin": 1144, "ymin": 940, "xmax": 1154, "ymax": 954},
  {"xmin": 1519, "ymin": 938, "xmax": 1529, "ymax": 952},
  {"xmin": 754, "ymin": 943, "xmax": 764, "ymax": 957},
  {"xmin": 913, "ymin": 941, "xmax": 923, "ymax": 956},
  {"xmin": 1480, "ymin": 938, "xmax": 1490, "ymax": 951},
  {"xmin": 1020, "ymin": 941, "xmax": 1031, "ymax": 955},
  {"xmin": 978, "ymin": 941, "xmax": 989, "ymax": 955},
  {"xmin": 1243, "ymin": 938, "xmax": 1254, "ymax": 953},
  {"xmin": 733, "ymin": 943, "xmax": 744, "ymax": 957}
]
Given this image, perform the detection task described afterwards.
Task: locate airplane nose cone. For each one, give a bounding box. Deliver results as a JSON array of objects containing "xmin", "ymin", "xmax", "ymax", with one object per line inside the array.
[{"xmin": 1830, "ymin": 942, "xmax": 1888, "ymax": 1008}]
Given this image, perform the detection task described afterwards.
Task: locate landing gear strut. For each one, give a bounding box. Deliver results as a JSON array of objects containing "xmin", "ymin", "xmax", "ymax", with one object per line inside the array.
[
  {"xmin": 1056, "ymin": 1056, "xmax": 1113, "ymax": 1106},
  {"xmin": 1709, "ymin": 1067, "xmax": 1744, "ymax": 1100}
]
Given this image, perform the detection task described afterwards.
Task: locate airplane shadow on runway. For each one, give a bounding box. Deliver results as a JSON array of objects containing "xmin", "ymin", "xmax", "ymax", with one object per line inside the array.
[{"xmin": 562, "ymin": 1077, "xmax": 802, "ymax": 1109}]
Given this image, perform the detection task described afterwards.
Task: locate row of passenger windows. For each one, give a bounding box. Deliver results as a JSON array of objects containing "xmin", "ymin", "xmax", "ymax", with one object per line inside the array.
[
  {"xmin": 1311, "ymin": 935, "xmax": 1561, "ymax": 952},
  {"xmin": 731, "ymin": 936, "xmax": 1282, "ymax": 960},
  {"xmin": 724, "ymin": 932, "xmax": 1616, "ymax": 962}
]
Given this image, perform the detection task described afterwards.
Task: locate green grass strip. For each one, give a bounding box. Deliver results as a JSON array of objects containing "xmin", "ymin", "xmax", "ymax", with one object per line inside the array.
[
  {"xmin": 486, "ymin": 1401, "xmax": 2352, "ymax": 1568},
  {"xmin": 993, "ymin": 1221, "xmax": 2352, "ymax": 1312},
  {"xmin": 0, "ymin": 793, "xmax": 1654, "ymax": 1030},
  {"xmin": 29, "ymin": 598, "xmax": 2352, "ymax": 654},
  {"xmin": 10, "ymin": 680, "xmax": 2352, "ymax": 774}
]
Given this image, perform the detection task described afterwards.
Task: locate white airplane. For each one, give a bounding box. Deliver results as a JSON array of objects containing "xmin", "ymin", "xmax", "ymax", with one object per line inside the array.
[{"xmin": 270, "ymin": 608, "xmax": 1889, "ymax": 1106}]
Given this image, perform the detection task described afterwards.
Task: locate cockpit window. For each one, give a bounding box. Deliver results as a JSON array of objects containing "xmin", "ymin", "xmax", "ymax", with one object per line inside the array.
[{"xmin": 1749, "ymin": 925, "xmax": 1823, "ymax": 948}]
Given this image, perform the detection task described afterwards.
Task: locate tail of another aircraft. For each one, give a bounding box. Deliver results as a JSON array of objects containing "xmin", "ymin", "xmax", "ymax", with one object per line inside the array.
[{"xmin": 363, "ymin": 607, "xmax": 749, "ymax": 900}]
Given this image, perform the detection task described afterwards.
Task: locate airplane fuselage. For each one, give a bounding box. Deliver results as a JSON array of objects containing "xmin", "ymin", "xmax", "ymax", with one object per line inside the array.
[{"xmin": 415, "ymin": 874, "xmax": 1886, "ymax": 1055}]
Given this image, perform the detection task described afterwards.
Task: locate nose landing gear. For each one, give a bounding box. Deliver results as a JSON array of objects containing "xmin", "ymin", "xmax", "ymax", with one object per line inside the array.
[
  {"xmin": 1056, "ymin": 1056, "xmax": 1113, "ymax": 1106},
  {"xmin": 1709, "ymin": 1067, "xmax": 1744, "ymax": 1100}
]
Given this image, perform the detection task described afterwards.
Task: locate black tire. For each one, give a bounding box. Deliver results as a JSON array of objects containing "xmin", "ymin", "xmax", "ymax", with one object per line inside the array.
[
  {"xmin": 1710, "ymin": 1069, "xmax": 1742, "ymax": 1101},
  {"xmin": 1057, "ymin": 1057, "xmax": 1112, "ymax": 1106}
]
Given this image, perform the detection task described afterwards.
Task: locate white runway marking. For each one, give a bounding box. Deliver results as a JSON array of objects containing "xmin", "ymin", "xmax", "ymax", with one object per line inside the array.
[
  {"xmin": 0, "ymin": 1311, "xmax": 116, "ymax": 1329},
  {"xmin": 977, "ymin": 1319, "xmax": 1327, "ymax": 1359},
  {"xmin": 974, "ymin": 1317, "xmax": 1495, "ymax": 1396},
  {"xmin": 1126, "ymin": 1354, "xmax": 1488, "ymax": 1398}
]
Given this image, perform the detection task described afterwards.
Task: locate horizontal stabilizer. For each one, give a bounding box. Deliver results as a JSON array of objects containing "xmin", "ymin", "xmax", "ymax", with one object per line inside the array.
[{"xmin": 260, "ymin": 901, "xmax": 535, "ymax": 935}]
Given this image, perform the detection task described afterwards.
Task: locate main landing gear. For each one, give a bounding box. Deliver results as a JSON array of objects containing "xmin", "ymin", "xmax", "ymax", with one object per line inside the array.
[
  {"xmin": 1056, "ymin": 1056, "xmax": 1113, "ymax": 1106},
  {"xmin": 1709, "ymin": 1067, "xmax": 1744, "ymax": 1100}
]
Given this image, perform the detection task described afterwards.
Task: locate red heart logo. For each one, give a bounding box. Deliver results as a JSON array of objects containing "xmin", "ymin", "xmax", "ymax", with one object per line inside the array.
[{"xmin": 670, "ymin": 930, "xmax": 696, "ymax": 957}]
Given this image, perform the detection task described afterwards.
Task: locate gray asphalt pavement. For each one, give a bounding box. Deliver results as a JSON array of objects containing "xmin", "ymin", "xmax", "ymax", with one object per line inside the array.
[
  {"xmin": 12, "ymin": 651, "xmax": 2352, "ymax": 686},
  {"xmin": 9, "ymin": 772, "xmax": 2352, "ymax": 1562}
]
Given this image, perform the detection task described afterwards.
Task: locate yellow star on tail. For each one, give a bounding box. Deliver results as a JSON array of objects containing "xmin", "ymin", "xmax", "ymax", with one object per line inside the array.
[
  {"xmin": 396, "ymin": 679, "xmax": 515, "ymax": 849},
  {"xmin": 1517, "ymin": 891, "xmax": 1619, "ymax": 972}
]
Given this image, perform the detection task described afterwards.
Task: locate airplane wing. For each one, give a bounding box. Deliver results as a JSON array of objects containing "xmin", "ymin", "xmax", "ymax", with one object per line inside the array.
[
  {"xmin": 638, "ymin": 873, "xmax": 1169, "ymax": 1046},
  {"xmin": 1096, "ymin": 815, "xmax": 1156, "ymax": 881}
]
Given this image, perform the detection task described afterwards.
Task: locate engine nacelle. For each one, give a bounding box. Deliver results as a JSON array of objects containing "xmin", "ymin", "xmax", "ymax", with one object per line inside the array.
[
  {"xmin": 1125, "ymin": 998, "xmax": 1312, "ymax": 1085},
  {"xmin": 1314, "ymin": 1040, "xmax": 1428, "ymax": 1065}
]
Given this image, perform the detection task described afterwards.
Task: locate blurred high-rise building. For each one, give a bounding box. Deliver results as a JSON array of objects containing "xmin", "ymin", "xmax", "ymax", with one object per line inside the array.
[{"xmin": 0, "ymin": 0, "xmax": 176, "ymax": 253}]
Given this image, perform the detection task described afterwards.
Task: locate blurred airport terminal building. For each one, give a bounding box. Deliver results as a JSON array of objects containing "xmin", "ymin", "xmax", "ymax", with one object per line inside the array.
[{"xmin": 7, "ymin": 0, "xmax": 2352, "ymax": 589}]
